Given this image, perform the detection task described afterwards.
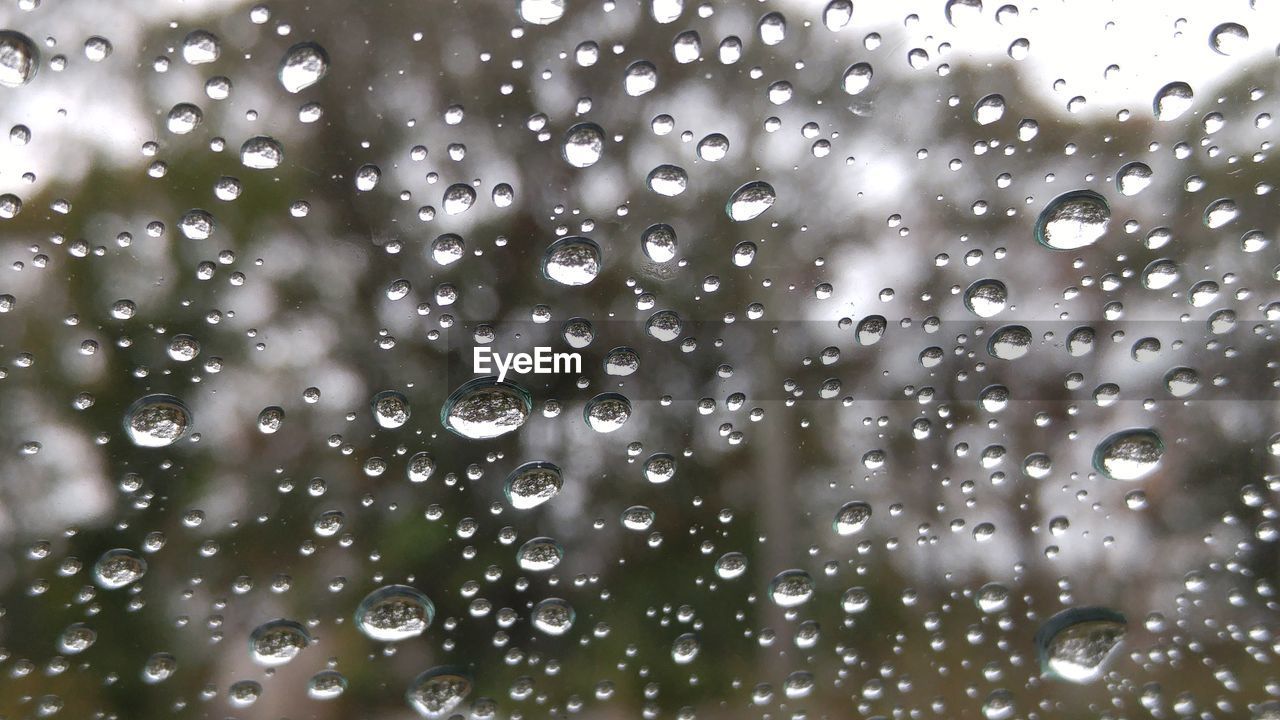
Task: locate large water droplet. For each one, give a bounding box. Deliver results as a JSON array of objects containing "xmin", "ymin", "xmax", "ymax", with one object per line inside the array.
[
  {"xmin": 1153, "ymin": 81, "xmax": 1194, "ymax": 122},
  {"xmin": 542, "ymin": 236, "xmax": 601, "ymax": 286},
  {"xmin": 406, "ymin": 666, "xmax": 472, "ymax": 719},
  {"xmin": 531, "ymin": 597, "xmax": 575, "ymax": 635},
  {"xmin": 124, "ymin": 394, "xmax": 191, "ymax": 448},
  {"xmin": 1035, "ymin": 606, "xmax": 1126, "ymax": 683},
  {"xmin": 841, "ymin": 62, "xmax": 873, "ymax": 95},
  {"xmin": 963, "ymin": 279, "xmax": 1008, "ymax": 317},
  {"xmin": 517, "ymin": 0, "xmax": 565, "ymax": 24},
  {"xmin": 93, "ymin": 548, "xmax": 147, "ymax": 589},
  {"xmin": 278, "ymin": 42, "xmax": 329, "ymax": 93},
  {"xmin": 623, "ymin": 60, "xmax": 658, "ymax": 96},
  {"xmin": 442, "ymin": 183, "xmax": 476, "ymax": 215},
  {"xmin": 1209, "ymin": 22, "xmax": 1249, "ymax": 55},
  {"xmin": 504, "ymin": 461, "xmax": 562, "ymax": 509},
  {"xmin": 1116, "ymin": 161, "xmax": 1153, "ymax": 196},
  {"xmin": 769, "ymin": 569, "xmax": 815, "ymax": 607},
  {"xmin": 973, "ymin": 93, "xmax": 1006, "ymax": 125},
  {"xmin": 0, "ymin": 31, "xmax": 39, "ymax": 87},
  {"xmin": 726, "ymin": 181, "xmax": 776, "ymax": 221},
  {"xmin": 672, "ymin": 633, "xmax": 700, "ymax": 664},
  {"xmin": 1093, "ymin": 428, "xmax": 1164, "ymax": 481},
  {"xmin": 240, "ymin": 135, "xmax": 284, "ymax": 170},
  {"xmin": 641, "ymin": 223, "xmax": 678, "ymax": 263},
  {"xmin": 583, "ymin": 392, "xmax": 631, "ymax": 433},
  {"xmin": 833, "ymin": 501, "xmax": 872, "ymax": 535},
  {"xmin": 1034, "ymin": 190, "xmax": 1110, "ymax": 250},
  {"xmin": 248, "ymin": 619, "xmax": 311, "ymax": 666},
  {"xmin": 823, "ymin": 0, "xmax": 853, "ymax": 31},
  {"xmin": 987, "ymin": 325, "xmax": 1032, "ymax": 360},
  {"xmin": 714, "ymin": 551, "xmax": 748, "ymax": 579},
  {"xmin": 1203, "ymin": 198, "xmax": 1239, "ymax": 229},
  {"xmin": 562, "ymin": 122, "xmax": 605, "ymax": 168},
  {"xmin": 441, "ymin": 377, "xmax": 532, "ymax": 439},
  {"xmin": 181, "ymin": 30, "xmax": 220, "ymax": 65},
  {"xmin": 354, "ymin": 585, "xmax": 435, "ymax": 642},
  {"xmin": 372, "ymin": 390, "xmax": 411, "ymax": 429},
  {"xmin": 517, "ymin": 537, "xmax": 563, "ymax": 571},
  {"xmin": 647, "ymin": 164, "xmax": 688, "ymax": 196},
  {"xmin": 1141, "ymin": 258, "xmax": 1179, "ymax": 290}
]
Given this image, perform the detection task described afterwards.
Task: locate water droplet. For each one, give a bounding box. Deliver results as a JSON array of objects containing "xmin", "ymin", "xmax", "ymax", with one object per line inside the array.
[
  {"xmin": 646, "ymin": 310, "xmax": 682, "ymax": 341},
  {"xmin": 517, "ymin": 0, "xmax": 565, "ymax": 25},
  {"xmin": 833, "ymin": 501, "xmax": 872, "ymax": 535},
  {"xmin": 584, "ymin": 392, "xmax": 631, "ymax": 433},
  {"xmin": 855, "ymin": 315, "xmax": 887, "ymax": 345},
  {"xmin": 945, "ymin": 0, "xmax": 983, "ymax": 26},
  {"xmin": 973, "ymin": 94, "xmax": 1006, "ymax": 125},
  {"xmin": 1116, "ymin": 161, "xmax": 1153, "ymax": 196},
  {"xmin": 355, "ymin": 164, "xmax": 380, "ymax": 192},
  {"xmin": 1209, "ymin": 22, "xmax": 1249, "ymax": 55},
  {"xmin": 354, "ymin": 584, "xmax": 435, "ymax": 642},
  {"xmin": 643, "ymin": 453, "xmax": 676, "ymax": 484},
  {"xmin": 1034, "ymin": 190, "xmax": 1110, "ymax": 250},
  {"xmin": 240, "ymin": 135, "xmax": 284, "ymax": 170},
  {"xmin": 976, "ymin": 582, "xmax": 1010, "ymax": 613},
  {"xmin": 562, "ymin": 122, "xmax": 605, "ymax": 168},
  {"xmin": 504, "ymin": 462, "xmax": 562, "ymax": 509},
  {"xmin": 278, "ymin": 41, "xmax": 328, "ymax": 93},
  {"xmin": 647, "ymin": 164, "xmax": 688, "ymax": 196},
  {"xmin": 726, "ymin": 181, "xmax": 776, "ymax": 221},
  {"xmin": 769, "ymin": 569, "xmax": 815, "ymax": 607},
  {"xmin": 442, "ymin": 183, "xmax": 476, "ymax": 215},
  {"xmin": 166, "ymin": 103, "xmax": 203, "ymax": 134},
  {"xmin": 83, "ymin": 36, "xmax": 111, "ymax": 62},
  {"xmin": 823, "ymin": 0, "xmax": 853, "ymax": 31},
  {"xmin": 758, "ymin": 12, "xmax": 787, "ymax": 45},
  {"xmin": 841, "ymin": 62, "xmax": 873, "ymax": 95},
  {"xmin": 1093, "ymin": 428, "xmax": 1164, "ymax": 481},
  {"xmin": 124, "ymin": 394, "xmax": 191, "ymax": 448},
  {"xmin": 542, "ymin": 236, "xmax": 601, "ymax": 286},
  {"xmin": 407, "ymin": 451, "xmax": 436, "ymax": 483},
  {"xmin": 671, "ymin": 633, "xmax": 700, "ymax": 664},
  {"xmin": 696, "ymin": 133, "xmax": 729, "ymax": 161},
  {"xmin": 1153, "ymin": 81, "xmax": 1194, "ymax": 122},
  {"xmin": 0, "ymin": 31, "xmax": 39, "ymax": 87},
  {"xmin": 1141, "ymin": 258, "xmax": 1179, "ymax": 290},
  {"xmin": 987, "ymin": 325, "xmax": 1032, "ymax": 360},
  {"xmin": 406, "ymin": 666, "xmax": 472, "ymax": 719},
  {"xmin": 248, "ymin": 619, "xmax": 310, "ymax": 666},
  {"xmin": 141, "ymin": 653, "xmax": 177, "ymax": 683},
  {"xmin": 714, "ymin": 551, "xmax": 748, "ymax": 579},
  {"xmin": 1164, "ymin": 367, "xmax": 1200, "ymax": 398},
  {"xmin": 441, "ymin": 377, "xmax": 532, "ymax": 439},
  {"xmin": 621, "ymin": 505, "xmax": 656, "ymax": 531},
  {"xmin": 307, "ymin": 670, "xmax": 347, "ymax": 700},
  {"xmin": 1035, "ymin": 606, "xmax": 1126, "ymax": 683},
  {"xmin": 181, "ymin": 30, "xmax": 220, "ymax": 65},
  {"xmin": 841, "ymin": 586, "xmax": 870, "ymax": 613},
  {"xmin": 372, "ymin": 390, "xmax": 411, "ymax": 429},
  {"xmin": 963, "ymin": 279, "xmax": 1008, "ymax": 317},
  {"xmin": 672, "ymin": 30, "xmax": 701, "ymax": 63},
  {"xmin": 256, "ymin": 406, "xmax": 284, "ymax": 434},
  {"xmin": 517, "ymin": 537, "xmax": 563, "ymax": 571},
  {"xmin": 93, "ymin": 548, "xmax": 146, "ymax": 589},
  {"xmin": 641, "ymin": 223, "xmax": 678, "ymax": 263},
  {"xmin": 1203, "ymin": 198, "xmax": 1239, "ymax": 228},
  {"xmin": 623, "ymin": 60, "xmax": 658, "ymax": 96},
  {"xmin": 982, "ymin": 689, "xmax": 1016, "ymax": 720},
  {"xmin": 531, "ymin": 597, "xmax": 575, "ymax": 635}
]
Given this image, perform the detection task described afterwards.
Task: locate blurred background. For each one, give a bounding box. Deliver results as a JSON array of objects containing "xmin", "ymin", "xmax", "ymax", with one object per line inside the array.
[{"xmin": 0, "ymin": 0, "xmax": 1278, "ymax": 717}]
